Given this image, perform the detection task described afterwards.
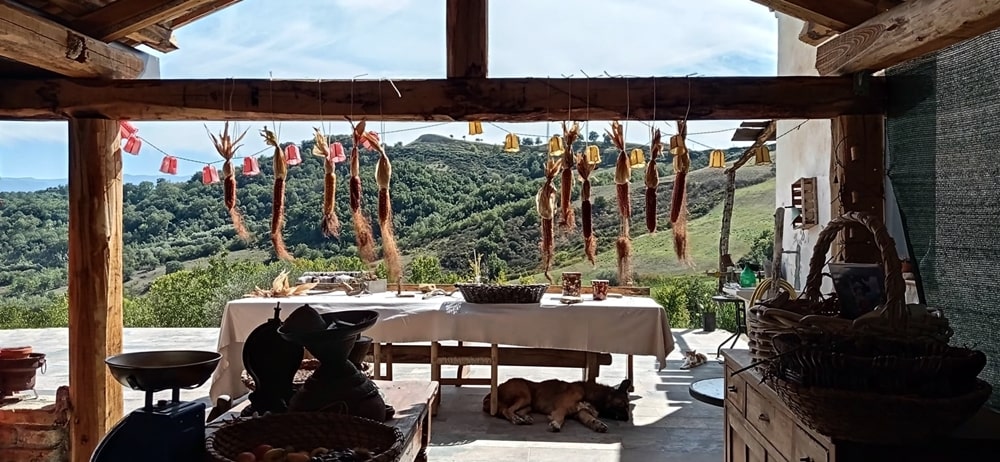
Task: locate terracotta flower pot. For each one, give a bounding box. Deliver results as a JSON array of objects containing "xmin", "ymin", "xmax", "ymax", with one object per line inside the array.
[{"xmin": 0, "ymin": 346, "xmax": 32, "ymax": 360}]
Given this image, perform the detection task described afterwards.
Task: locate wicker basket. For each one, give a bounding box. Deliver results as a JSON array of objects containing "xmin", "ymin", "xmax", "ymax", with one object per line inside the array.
[
  {"xmin": 455, "ymin": 283, "xmax": 548, "ymax": 304},
  {"xmin": 206, "ymin": 413, "xmax": 403, "ymax": 462},
  {"xmin": 771, "ymin": 378, "xmax": 992, "ymax": 444}
]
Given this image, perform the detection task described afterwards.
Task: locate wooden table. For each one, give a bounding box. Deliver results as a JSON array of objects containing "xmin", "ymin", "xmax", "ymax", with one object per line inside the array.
[{"xmin": 206, "ymin": 380, "xmax": 438, "ymax": 462}]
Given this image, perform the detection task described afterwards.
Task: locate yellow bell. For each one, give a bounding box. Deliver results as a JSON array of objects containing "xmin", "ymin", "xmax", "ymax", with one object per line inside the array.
[
  {"xmin": 585, "ymin": 145, "xmax": 601, "ymax": 165},
  {"xmin": 709, "ymin": 149, "xmax": 726, "ymax": 168},
  {"xmin": 503, "ymin": 133, "xmax": 520, "ymax": 153},
  {"xmin": 669, "ymin": 134, "xmax": 687, "ymax": 156},
  {"xmin": 469, "ymin": 121, "xmax": 483, "ymax": 135},
  {"xmin": 629, "ymin": 148, "xmax": 646, "ymax": 169},
  {"xmin": 754, "ymin": 145, "xmax": 772, "ymax": 165},
  {"xmin": 547, "ymin": 135, "xmax": 564, "ymax": 157}
]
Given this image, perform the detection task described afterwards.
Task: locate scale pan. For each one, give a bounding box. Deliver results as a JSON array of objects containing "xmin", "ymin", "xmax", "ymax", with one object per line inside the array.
[{"xmin": 105, "ymin": 350, "xmax": 221, "ymax": 392}]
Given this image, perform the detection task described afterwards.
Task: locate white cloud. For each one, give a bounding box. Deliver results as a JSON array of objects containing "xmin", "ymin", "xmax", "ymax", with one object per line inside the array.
[{"xmin": 0, "ymin": 0, "xmax": 777, "ymax": 178}]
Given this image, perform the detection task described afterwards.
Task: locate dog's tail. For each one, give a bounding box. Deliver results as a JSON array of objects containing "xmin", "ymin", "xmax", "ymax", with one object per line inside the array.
[{"xmin": 481, "ymin": 393, "xmax": 491, "ymax": 413}]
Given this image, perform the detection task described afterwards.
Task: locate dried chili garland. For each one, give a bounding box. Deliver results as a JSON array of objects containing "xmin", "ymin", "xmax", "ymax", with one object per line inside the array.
[
  {"xmin": 348, "ymin": 120, "xmax": 377, "ymax": 265},
  {"xmin": 207, "ymin": 122, "xmax": 251, "ymax": 242},
  {"xmin": 644, "ymin": 129, "xmax": 662, "ymax": 234},
  {"xmin": 558, "ymin": 122, "xmax": 580, "ymax": 231},
  {"xmin": 368, "ymin": 133, "xmax": 402, "ymax": 283},
  {"xmin": 669, "ymin": 120, "xmax": 692, "ymax": 263},
  {"xmin": 311, "ymin": 128, "xmax": 342, "ymax": 238},
  {"xmin": 261, "ymin": 127, "xmax": 293, "ymax": 261},
  {"xmin": 607, "ymin": 120, "xmax": 633, "ymax": 285},
  {"xmin": 537, "ymin": 160, "xmax": 560, "ymax": 283}
]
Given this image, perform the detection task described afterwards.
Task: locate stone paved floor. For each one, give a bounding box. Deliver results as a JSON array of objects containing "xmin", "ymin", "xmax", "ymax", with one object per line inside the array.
[{"xmin": 1, "ymin": 327, "xmax": 747, "ymax": 461}]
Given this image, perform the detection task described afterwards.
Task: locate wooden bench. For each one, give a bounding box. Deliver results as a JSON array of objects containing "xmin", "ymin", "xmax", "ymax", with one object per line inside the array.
[{"xmin": 206, "ymin": 380, "xmax": 438, "ymax": 462}]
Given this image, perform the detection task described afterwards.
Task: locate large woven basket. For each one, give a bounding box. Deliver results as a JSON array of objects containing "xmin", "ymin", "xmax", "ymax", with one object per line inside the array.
[
  {"xmin": 455, "ymin": 283, "xmax": 548, "ymax": 304},
  {"xmin": 206, "ymin": 413, "xmax": 403, "ymax": 462}
]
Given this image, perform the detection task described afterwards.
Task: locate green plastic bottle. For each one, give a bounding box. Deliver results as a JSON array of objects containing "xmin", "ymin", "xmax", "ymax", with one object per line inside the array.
[{"xmin": 740, "ymin": 266, "xmax": 757, "ymax": 287}]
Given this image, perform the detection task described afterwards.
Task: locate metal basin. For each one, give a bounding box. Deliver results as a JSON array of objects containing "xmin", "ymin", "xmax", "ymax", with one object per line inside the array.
[{"xmin": 105, "ymin": 350, "xmax": 221, "ymax": 392}]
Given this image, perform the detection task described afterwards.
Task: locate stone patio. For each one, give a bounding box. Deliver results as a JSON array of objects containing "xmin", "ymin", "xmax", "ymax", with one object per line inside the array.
[{"xmin": 2, "ymin": 327, "xmax": 747, "ymax": 461}]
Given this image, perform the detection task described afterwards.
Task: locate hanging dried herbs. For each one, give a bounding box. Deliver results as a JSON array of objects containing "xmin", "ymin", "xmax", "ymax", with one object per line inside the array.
[
  {"xmin": 261, "ymin": 127, "xmax": 293, "ymax": 261},
  {"xmin": 348, "ymin": 120, "xmax": 376, "ymax": 265},
  {"xmin": 576, "ymin": 152, "xmax": 597, "ymax": 265},
  {"xmin": 607, "ymin": 120, "xmax": 633, "ymax": 285},
  {"xmin": 207, "ymin": 122, "xmax": 250, "ymax": 242},
  {"xmin": 537, "ymin": 159, "xmax": 560, "ymax": 283},
  {"xmin": 368, "ymin": 133, "xmax": 402, "ymax": 283},
  {"xmin": 558, "ymin": 122, "xmax": 581, "ymax": 231},
  {"xmin": 645, "ymin": 129, "xmax": 662, "ymax": 234},
  {"xmin": 311, "ymin": 127, "xmax": 341, "ymax": 238},
  {"xmin": 669, "ymin": 120, "xmax": 692, "ymax": 263}
]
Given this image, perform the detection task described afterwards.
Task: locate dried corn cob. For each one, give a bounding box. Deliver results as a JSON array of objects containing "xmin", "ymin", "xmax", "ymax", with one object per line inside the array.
[
  {"xmin": 670, "ymin": 121, "xmax": 692, "ymax": 264},
  {"xmin": 537, "ymin": 159, "xmax": 560, "ymax": 283},
  {"xmin": 261, "ymin": 127, "xmax": 293, "ymax": 261},
  {"xmin": 576, "ymin": 153, "xmax": 597, "ymax": 265},
  {"xmin": 606, "ymin": 120, "xmax": 633, "ymax": 285},
  {"xmin": 368, "ymin": 132, "xmax": 402, "ymax": 283},
  {"xmin": 207, "ymin": 122, "xmax": 250, "ymax": 242},
  {"xmin": 645, "ymin": 129, "xmax": 662, "ymax": 233},
  {"xmin": 311, "ymin": 128, "xmax": 341, "ymax": 238},
  {"xmin": 348, "ymin": 120, "xmax": 376, "ymax": 265},
  {"xmin": 558, "ymin": 122, "xmax": 580, "ymax": 231}
]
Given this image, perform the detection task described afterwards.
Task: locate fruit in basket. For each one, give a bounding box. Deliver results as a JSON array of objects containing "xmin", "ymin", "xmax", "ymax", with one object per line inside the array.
[
  {"xmin": 253, "ymin": 445, "xmax": 273, "ymax": 459},
  {"xmin": 236, "ymin": 452, "xmax": 256, "ymax": 462},
  {"xmin": 262, "ymin": 447, "xmax": 287, "ymax": 461},
  {"xmin": 286, "ymin": 452, "xmax": 311, "ymax": 462}
]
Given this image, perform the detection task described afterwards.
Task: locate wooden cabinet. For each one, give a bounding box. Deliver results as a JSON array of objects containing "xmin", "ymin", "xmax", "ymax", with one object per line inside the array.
[{"xmin": 722, "ymin": 350, "xmax": 1000, "ymax": 462}]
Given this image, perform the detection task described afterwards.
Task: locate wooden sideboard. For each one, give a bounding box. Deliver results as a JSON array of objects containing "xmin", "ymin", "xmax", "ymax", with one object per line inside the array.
[{"xmin": 722, "ymin": 349, "xmax": 1000, "ymax": 462}]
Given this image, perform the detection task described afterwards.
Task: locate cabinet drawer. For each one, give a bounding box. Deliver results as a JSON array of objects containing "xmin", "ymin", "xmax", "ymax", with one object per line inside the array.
[
  {"xmin": 744, "ymin": 385, "xmax": 795, "ymax": 459},
  {"xmin": 724, "ymin": 366, "xmax": 746, "ymax": 414},
  {"xmin": 793, "ymin": 426, "xmax": 828, "ymax": 462}
]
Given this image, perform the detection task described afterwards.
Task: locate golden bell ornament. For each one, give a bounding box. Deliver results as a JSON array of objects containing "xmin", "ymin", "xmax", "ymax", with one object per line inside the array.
[
  {"xmin": 629, "ymin": 148, "xmax": 646, "ymax": 169},
  {"xmin": 709, "ymin": 149, "xmax": 726, "ymax": 168},
  {"xmin": 754, "ymin": 145, "xmax": 772, "ymax": 165},
  {"xmin": 503, "ymin": 133, "xmax": 520, "ymax": 153},
  {"xmin": 585, "ymin": 145, "xmax": 601, "ymax": 165},
  {"xmin": 469, "ymin": 121, "xmax": 483, "ymax": 135},
  {"xmin": 547, "ymin": 135, "xmax": 565, "ymax": 157}
]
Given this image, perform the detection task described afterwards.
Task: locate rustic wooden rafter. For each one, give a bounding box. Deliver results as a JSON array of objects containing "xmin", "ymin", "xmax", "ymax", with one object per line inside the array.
[
  {"xmin": 25, "ymin": 0, "xmax": 179, "ymax": 53},
  {"xmin": 0, "ymin": 76, "xmax": 886, "ymax": 121},
  {"xmin": 750, "ymin": 0, "xmax": 899, "ymax": 32},
  {"xmin": 446, "ymin": 0, "xmax": 488, "ymax": 78},
  {"xmin": 73, "ymin": 0, "xmax": 217, "ymax": 43},
  {"xmin": 0, "ymin": 2, "xmax": 145, "ymax": 78},
  {"xmin": 816, "ymin": 0, "xmax": 1000, "ymax": 75}
]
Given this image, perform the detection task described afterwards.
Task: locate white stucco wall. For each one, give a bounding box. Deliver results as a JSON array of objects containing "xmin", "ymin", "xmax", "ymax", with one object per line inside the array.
[{"xmin": 775, "ymin": 14, "xmax": 832, "ymax": 292}]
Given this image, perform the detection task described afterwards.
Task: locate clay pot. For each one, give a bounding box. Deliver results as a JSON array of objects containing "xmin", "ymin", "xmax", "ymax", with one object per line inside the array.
[
  {"xmin": 0, "ymin": 353, "xmax": 46, "ymax": 397},
  {"xmin": 0, "ymin": 346, "xmax": 32, "ymax": 360}
]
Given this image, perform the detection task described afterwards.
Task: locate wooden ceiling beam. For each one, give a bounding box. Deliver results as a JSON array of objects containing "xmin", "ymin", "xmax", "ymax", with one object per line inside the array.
[
  {"xmin": 0, "ymin": 76, "xmax": 885, "ymax": 121},
  {"xmin": 0, "ymin": 3, "xmax": 144, "ymax": 78},
  {"xmin": 170, "ymin": 0, "xmax": 242, "ymax": 29},
  {"xmin": 73, "ymin": 0, "xmax": 217, "ymax": 43},
  {"xmin": 446, "ymin": 0, "xmax": 488, "ymax": 78},
  {"xmin": 816, "ymin": 0, "xmax": 1000, "ymax": 76},
  {"xmin": 750, "ymin": 0, "xmax": 899, "ymax": 31},
  {"xmin": 36, "ymin": 0, "xmax": 179, "ymax": 53}
]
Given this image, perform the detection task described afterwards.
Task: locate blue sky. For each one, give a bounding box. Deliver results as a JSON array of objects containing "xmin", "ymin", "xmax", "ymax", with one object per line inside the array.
[{"xmin": 0, "ymin": 0, "xmax": 778, "ymax": 180}]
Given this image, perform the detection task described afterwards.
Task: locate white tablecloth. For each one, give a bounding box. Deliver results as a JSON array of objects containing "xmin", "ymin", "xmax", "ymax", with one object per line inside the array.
[{"xmin": 209, "ymin": 292, "xmax": 674, "ymax": 400}]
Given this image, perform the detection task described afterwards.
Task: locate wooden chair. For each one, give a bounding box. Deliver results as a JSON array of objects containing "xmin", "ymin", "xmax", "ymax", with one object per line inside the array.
[{"xmin": 430, "ymin": 341, "xmax": 498, "ymax": 416}]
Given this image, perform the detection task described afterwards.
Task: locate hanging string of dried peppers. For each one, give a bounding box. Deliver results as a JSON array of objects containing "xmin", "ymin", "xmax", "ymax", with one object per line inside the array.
[
  {"xmin": 311, "ymin": 127, "xmax": 341, "ymax": 238},
  {"xmin": 537, "ymin": 159, "xmax": 560, "ymax": 283},
  {"xmin": 645, "ymin": 129, "xmax": 662, "ymax": 234},
  {"xmin": 207, "ymin": 122, "xmax": 251, "ymax": 242},
  {"xmin": 669, "ymin": 120, "xmax": 692, "ymax": 263},
  {"xmin": 576, "ymin": 148, "xmax": 597, "ymax": 265},
  {"xmin": 348, "ymin": 120, "xmax": 377, "ymax": 265},
  {"xmin": 607, "ymin": 120, "xmax": 633, "ymax": 285},
  {"xmin": 367, "ymin": 132, "xmax": 402, "ymax": 283},
  {"xmin": 558, "ymin": 122, "xmax": 581, "ymax": 231},
  {"xmin": 260, "ymin": 127, "xmax": 293, "ymax": 261}
]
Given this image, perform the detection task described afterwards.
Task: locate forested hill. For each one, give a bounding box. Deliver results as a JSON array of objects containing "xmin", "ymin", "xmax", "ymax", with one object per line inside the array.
[{"xmin": 0, "ymin": 133, "xmax": 775, "ymax": 295}]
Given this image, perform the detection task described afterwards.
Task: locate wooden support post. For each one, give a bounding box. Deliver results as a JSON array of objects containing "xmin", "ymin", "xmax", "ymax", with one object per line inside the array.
[
  {"xmin": 830, "ymin": 115, "xmax": 885, "ymax": 263},
  {"xmin": 67, "ymin": 118, "xmax": 124, "ymax": 462},
  {"xmin": 446, "ymin": 0, "xmax": 488, "ymax": 78}
]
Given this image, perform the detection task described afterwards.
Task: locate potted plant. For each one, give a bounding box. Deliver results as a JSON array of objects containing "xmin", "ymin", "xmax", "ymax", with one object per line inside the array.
[{"xmin": 701, "ymin": 303, "xmax": 717, "ymax": 333}]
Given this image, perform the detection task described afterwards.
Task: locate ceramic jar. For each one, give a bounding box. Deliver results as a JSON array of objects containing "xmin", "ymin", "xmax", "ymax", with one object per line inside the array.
[
  {"xmin": 591, "ymin": 280, "xmax": 610, "ymax": 301},
  {"xmin": 561, "ymin": 272, "xmax": 582, "ymax": 297}
]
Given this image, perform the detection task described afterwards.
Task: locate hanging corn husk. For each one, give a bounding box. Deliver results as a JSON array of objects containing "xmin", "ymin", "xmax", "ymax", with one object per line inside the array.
[
  {"xmin": 576, "ymin": 151, "xmax": 598, "ymax": 265},
  {"xmin": 606, "ymin": 120, "xmax": 633, "ymax": 285},
  {"xmin": 670, "ymin": 120, "xmax": 692, "ymax": 264},
  {"xmin": 348, "ymin": 119, "xmax": 377, "ymax": 265},
  {"xmin": 537, "ymin": 159, "xmax": 560, "ymax": 283},
  {"xmin": 558, "ymin": 122, "xmax": 580, "ymax": 231},
  {"xmin": 207, "ymin": 122, "xmax": 251, "ymax": 242},
  {"xmin": 645, "ymin": 129, "xmax": 662, "ymax": 234},
  {"xmin": 368, "ymin": 132, "xmax": 402, "ymax": 283},
  {"xmin": 548, "ymin": 135, "xmax": 565, "ymax": 157},
  {"xmin": 311, "ymin": 127, "xmax": 341, "ymax": 239},
  {"xmin": 503, "ymin": 133, "xmax": 520, "ymax": 153},
  {"xmin": 709, "ymin": 149, "xmax": 726, "ymax": 168},
  {"xmin": 261, "ymin": 127, "xmax": 293, "ymax": 261}
]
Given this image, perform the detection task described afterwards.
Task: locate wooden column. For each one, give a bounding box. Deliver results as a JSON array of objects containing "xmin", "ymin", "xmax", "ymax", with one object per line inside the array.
[
  {"xmin": 830, "ymin": 115, "xmax": 885, "ymax": 263},
  {"xmin": 67, "ymin": 118, "xmax": 124, "ymax": 462},
  {"xmin": 446, "ymin": 0, "xmax": 488, "ymax": 78}
]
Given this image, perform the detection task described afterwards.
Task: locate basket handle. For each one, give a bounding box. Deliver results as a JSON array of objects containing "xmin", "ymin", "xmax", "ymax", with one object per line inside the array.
[{"xmin": 801, "ymin": 212, "xmax": 906, "ymax": 323}]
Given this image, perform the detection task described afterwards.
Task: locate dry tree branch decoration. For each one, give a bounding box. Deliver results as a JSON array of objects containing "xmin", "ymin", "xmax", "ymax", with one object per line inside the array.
[
  {"xmin": 260, "ymin": 126, "xmax": 294, "ymax": 261},
  {"xmin": 576, "ymin": 150, "xmax": 597, "ymax": 265},
  {"xmin": 348, "ymin": 119, "xmax": 377, "ymax": 265},
  {"xmin": 537, "ymin": 159, "xmax": 560, "ymax": 283},
  {"xmin": 366, "ymin": 132, "xmax": 402, "ymax": 283},
  {"xmin": 669, "ymin": 120, "xmax": 692, "ymax": 264},
  {"xmin": 558, "ymin": 121, "xmax": 581, "ymax": 231},
  {"xmin": 207, "ymin": 121, "xmax": 251, "ymax": 242},
  {"xmin": 311, "ymin": 127, "xmax": 342, "ymax": 238},
  {"xmin": 607, "ymin": 120, "xmax": 633, "ymax": 285},
  {"xmin": 645, "ymin": 129, "xmax": 662, "ymax": 234}
]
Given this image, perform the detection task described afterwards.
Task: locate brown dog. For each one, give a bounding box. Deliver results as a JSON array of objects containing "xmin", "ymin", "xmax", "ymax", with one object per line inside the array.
[{"xmin": 482, "ymin": 378, "xmax": 632, "ymax": 432}]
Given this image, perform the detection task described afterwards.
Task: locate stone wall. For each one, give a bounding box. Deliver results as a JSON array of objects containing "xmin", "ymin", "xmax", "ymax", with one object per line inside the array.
[{"xmin": 0, "ymin": 386, "xmax": 69, "ymax": 462}]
